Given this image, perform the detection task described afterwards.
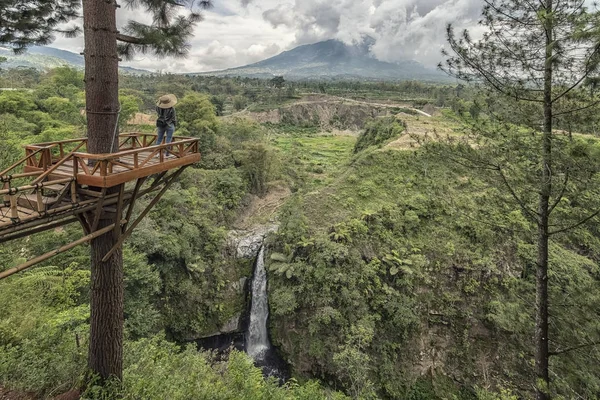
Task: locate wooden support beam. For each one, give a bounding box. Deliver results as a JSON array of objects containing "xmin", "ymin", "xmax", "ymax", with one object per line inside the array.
[
  {"xmin": 90, "ymin": 188, "xmax": 107, "ymax": 232},
  {"xmin": 0, "ymin": 217, "xmax": 78, "ymax": 244},
  {"xmin": 113, "ymin": 184, "xmax": 125, "ymax": 239},
  {"xmin": 0, "ymin": 223, "xmax": 116, "ymax": 280},
  {"xmin": 101, "ymin": 167, "xmax": 187, "ymax": 262},
  {"xmin": 123, "ymin": 177, "xmax": 146, "ymax": 231},
  {"xmin": 31, "ymin": 141, "xmax": 85, "ymax": 185},
  {"xmin": 77, "ymin": 214, "xmax": 92, "ymax": 235}
]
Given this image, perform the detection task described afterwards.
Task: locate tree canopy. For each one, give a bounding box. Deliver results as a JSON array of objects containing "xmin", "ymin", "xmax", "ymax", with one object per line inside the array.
[{"xmin": 0, "ymin": 0, "xmax": 212, "ymax": 58}]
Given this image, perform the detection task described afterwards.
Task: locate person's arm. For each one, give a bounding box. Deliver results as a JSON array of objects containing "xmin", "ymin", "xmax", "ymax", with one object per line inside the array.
[{"xmin": 172, "ymin": 108, "xmax": 177, "ymax": 127}]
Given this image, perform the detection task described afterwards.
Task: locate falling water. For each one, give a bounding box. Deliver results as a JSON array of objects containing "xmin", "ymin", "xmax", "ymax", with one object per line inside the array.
[{"xmin": 246, "ymin": 246, "xmax": 271, "ymax": 361}]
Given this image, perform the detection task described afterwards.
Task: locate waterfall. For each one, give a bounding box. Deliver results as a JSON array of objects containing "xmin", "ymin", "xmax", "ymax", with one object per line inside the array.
[{"xmin": 246, "ymin": 246, "xmax": 271, "ymax": 361}]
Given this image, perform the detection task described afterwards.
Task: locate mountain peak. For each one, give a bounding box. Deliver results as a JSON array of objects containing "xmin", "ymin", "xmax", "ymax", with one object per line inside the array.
[{"xmin": 198, "ymin": 39, "xmax": 447, "ymax": 81}]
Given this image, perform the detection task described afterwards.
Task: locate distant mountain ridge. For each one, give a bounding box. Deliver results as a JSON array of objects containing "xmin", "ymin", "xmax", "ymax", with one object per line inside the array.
[
  {"xmin": 197, "ymin": 39, "xmax": 449, "ymax": 82},
  {"xmin": 0, "ymin": 46, "xmax": 148, "ymax": 75}
]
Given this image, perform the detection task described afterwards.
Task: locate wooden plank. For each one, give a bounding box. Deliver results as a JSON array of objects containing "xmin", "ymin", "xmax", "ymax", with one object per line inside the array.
[
  {"xmin": 16, "ymin": 206, "xmax": 34, "ymax": 216},
  {"xmin": 100, "ymin": 154, "xmax": 200, "ymax": 187},
  {"xmin": 17, "ymin": 193, "xmax": 58, "ymax": 210},
  {"xmin": 0, "ymin": 217, "xmax": 78, "ymax": 244},
  {"xmin": 0, "ymin": 223, "xmax": 116, "ymax": 280}
]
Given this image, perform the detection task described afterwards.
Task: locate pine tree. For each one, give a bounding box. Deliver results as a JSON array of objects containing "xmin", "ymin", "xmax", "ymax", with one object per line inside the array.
[
  {"xmin": 1, "ymin": 0, "xmax": 212, "ymax": 384},
  {"xmin": 441, "ymin": 1, "xmax": 600, "ymax": 398},
  {"xmin": 0, "ymin": 0, "xmax": 81, "ymax": 53}
]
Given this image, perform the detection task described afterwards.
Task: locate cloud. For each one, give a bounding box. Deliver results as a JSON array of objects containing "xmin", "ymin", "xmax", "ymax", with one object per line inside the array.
[
  {"xmin": 261, "ymin": 0, "xmax": 483, "ymax": 65},
  {"xmin": 44, "ymin": 0, "xmax": 485, "ymax": 72}
]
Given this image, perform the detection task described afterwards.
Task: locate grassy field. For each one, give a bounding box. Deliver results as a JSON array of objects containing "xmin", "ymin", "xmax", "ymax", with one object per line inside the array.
[{"xmin": 270, "ymin": 133, "xmax": 357, "ymax": 190}]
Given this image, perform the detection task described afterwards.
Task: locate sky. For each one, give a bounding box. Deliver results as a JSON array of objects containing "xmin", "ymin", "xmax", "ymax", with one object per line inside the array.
[{"xmin": 49, "ymin": 0, "xmax": 485, "ymax": 73}]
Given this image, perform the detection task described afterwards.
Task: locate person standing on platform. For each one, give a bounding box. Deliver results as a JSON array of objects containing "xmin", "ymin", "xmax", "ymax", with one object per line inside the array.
[{"xmin": 155, "ymin": 94, "xmax": 178, "ymax": 155}]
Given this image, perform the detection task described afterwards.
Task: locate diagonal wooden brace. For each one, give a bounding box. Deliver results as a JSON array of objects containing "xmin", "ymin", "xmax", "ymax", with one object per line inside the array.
[{"xmin": 101, "ymin": 166, "xmax": 187, "ymax": 262}]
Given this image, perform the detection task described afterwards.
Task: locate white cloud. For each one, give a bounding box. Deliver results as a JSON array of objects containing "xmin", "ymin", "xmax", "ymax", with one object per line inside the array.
[{"xmin": 44, "ymin": 0, "xmax": 485, "ymax": 72}]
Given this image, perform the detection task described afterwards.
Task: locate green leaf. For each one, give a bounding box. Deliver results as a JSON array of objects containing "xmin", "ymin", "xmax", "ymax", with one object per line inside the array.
[{"xmin": 270, "ymin": 252, "xmax": 287, "ymax": 262}]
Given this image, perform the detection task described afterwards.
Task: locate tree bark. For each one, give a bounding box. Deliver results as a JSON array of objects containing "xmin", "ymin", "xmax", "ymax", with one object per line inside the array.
[
  {"xmin": 536, "ymin": 1, "xmax": 552, "ymax": 398},
  {"xmin": 82, "ymin": 0, "xmax": 123, "ymax": 382}
]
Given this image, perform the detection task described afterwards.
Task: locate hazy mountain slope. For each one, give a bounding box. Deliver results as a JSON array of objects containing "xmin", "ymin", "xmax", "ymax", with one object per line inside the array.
[
  {"xmin": 198, "ymin": 39, "xmax": 448, "ymax": 81},
  {"xmin": 0, "ymin": 46, "xmax": 148, "ymax": 75}
]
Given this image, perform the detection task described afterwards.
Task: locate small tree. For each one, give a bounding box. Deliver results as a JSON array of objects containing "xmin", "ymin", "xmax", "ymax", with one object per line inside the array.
[
  {"xmin": 270, "ymin": 75, "xmax": 285, "ymax": 89},
  {"xmin": 441, "ymin": 1, "xmax": 600, "ymax": 398}
]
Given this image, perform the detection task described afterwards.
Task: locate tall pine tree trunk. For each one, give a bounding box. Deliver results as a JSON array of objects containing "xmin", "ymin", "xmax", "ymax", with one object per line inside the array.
[
  {"xmin": 536, "ymin": 1, "xmax": 552, "ymax": 398},
  {"xmin": 82, "ymin": 0, "xmax": 124, "ymax": 381}
]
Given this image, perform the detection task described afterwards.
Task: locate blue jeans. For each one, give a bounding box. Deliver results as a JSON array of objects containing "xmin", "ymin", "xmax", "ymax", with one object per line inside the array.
[{"xmin": 156, "ymin": 123, "xmax": 175, "ymax": 154}]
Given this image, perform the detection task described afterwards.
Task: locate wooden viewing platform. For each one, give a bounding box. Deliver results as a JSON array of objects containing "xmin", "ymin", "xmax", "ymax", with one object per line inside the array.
[{"xmin": 0, "ymin": 133, "xmax": 200, "ymax": 279}]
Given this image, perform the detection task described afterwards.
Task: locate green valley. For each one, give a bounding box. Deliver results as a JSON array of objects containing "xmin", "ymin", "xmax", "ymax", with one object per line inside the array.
[{"xmin": 0, "ymin": 63, "xmax": 599, "ymax": 400}]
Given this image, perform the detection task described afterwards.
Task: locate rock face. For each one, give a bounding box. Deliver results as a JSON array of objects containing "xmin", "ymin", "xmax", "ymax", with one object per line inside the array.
[
  {"xmin": 228, "ymin": 224, "xmax": 279, "ymax": 259},
  {"xmin": 197, "ymin": 224, "xmax": 279, "ymax": 342}
]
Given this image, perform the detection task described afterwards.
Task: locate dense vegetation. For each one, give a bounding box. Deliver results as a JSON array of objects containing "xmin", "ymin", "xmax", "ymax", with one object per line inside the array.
[{"xmin": 0, "ymin": 66, "xmax": 599, "ymax": 399}]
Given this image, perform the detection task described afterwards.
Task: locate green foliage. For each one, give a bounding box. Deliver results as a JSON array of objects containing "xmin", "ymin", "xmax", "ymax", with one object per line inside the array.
[
  {"xmin": 233, "ymin": 95, "xmax": 247, "ymax": 111},
  {"xmin": 2, "ymin": 66, "xmax": 600, "ymax": 400},
  {"xmin": 270, "ymin": 146, "xmax": 600, "ymax": 399},
  {"xmin": 234, "ymin": 142, "xmax": 274, "ymax": 196},
  {"xmin": 40, "ymin": 96, "xmax": 82, "ymax": 125},
  {"xmin": 118, "ymin": 94, "xmax": 141, "ymax": 129},
  {"xmin": 210, "ymin": 95, "xmax": 226, "ymax": 116},
  {"xmin": 354, "ymin": 117, "xmax": 405, "ymax": 153},
  {"xmin": 0, "ymin": 90, "xmax": 36, "ymax": 116},
  {"xmin": 177, "ymin": 92, "xmax": 218, "ymax": 135},
  {"xmin": 117, "ymin": 336, "xmax": 348, "ymax": 400}
]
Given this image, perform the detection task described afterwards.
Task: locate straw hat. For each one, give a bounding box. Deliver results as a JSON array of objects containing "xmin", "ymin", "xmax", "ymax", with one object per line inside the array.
[{"xmin": 156, "ymin": 94, "xmax": 178, "ymax": 109}]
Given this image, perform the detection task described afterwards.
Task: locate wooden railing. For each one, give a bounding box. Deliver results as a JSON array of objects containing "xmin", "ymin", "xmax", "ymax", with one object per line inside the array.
[
  {"xmin": 72, "ymin": 136, "xmax": 199, "ymax": 177},
  {"xmin": 20, "ymin": 133, "xmax": 199, "ymax": 181},
  {"xmin": 0, "ymin": 132, "xmax": 199, "ymax": 193}
]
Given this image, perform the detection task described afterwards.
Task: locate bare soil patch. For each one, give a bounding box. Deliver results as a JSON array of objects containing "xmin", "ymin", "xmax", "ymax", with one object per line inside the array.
[
  {"xmin": 234, "ymin": 185, "xmax": 291, "ymax": 230},
  {"xmin": 0, "ymin": 386, "xmax": 35, "ymax": 400}
]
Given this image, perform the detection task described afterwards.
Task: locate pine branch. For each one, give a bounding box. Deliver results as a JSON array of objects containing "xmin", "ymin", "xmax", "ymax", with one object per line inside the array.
[
  {"xmin": 553, "ymin": 99, "xmax": 600, "ymax": 117},
  {"xmin": 548, "ymin": 168, "xmax": 569, "ymax": 214},
  {"xmin": 549, "ymin": 207, "xmax": 600, "ymax": 235},
  {"xmin": 116, "ymin": 33, "xmax": 146, "ymax": 44},
  {"xmin": 497, "ymin": 166, "xmax": 539, "ymax": 223},
  {"xmin": 549, "ymin": 341, "xmax": 600, "ymax": 356}
]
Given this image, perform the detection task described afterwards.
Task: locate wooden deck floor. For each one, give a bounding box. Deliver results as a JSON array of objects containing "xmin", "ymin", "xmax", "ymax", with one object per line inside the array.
[{"xmin": 25, "ymin": 152, "xmax": 200, "ymax": 187}]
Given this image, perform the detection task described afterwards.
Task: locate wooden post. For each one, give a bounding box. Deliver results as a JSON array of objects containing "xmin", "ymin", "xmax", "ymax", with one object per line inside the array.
[
  {"xmin": 36, "ymin": 190, "xmax": 44, "ymax": 213},
  {"xmin": 2, "ymin": 181, "xmax": 9, "ymax": 205},
  {"xmin": 71, "ymin": 180, "xmax": 77, "ymax": 203},
  {"xmin": 10, "ymin": 194, "xmax": 18, "ymax": 220}
]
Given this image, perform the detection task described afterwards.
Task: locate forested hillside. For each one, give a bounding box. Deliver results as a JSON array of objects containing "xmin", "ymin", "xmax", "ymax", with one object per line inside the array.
[{"xmin": 0, "ymin": 66, "xmax": 599, "ymax": 399}]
